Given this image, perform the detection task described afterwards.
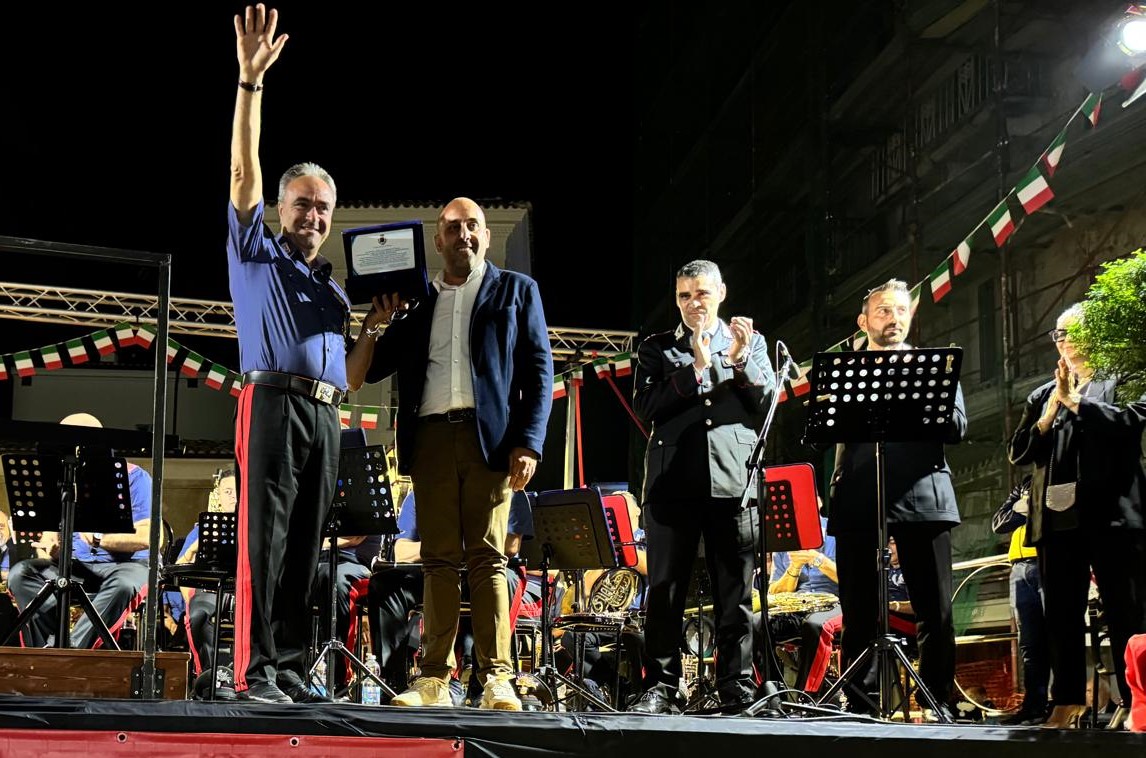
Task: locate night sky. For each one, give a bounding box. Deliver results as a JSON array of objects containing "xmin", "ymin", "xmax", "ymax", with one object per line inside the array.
[{"xmin": 2, "ymin": 2, "xmax": 638, "ymax": 343}]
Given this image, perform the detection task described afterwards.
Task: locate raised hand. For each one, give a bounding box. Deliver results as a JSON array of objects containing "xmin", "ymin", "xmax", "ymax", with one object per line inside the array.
[
  {"xmin": 690, "ymin": 322, "xmax": 712, "ymax": 372},
  {"xmin": 234, "ymin": 4, "xmax": 289, "ymax": 83},
  {"xmin": 728, "ymin": 316, "xmax": 753, "ymax": 363}
]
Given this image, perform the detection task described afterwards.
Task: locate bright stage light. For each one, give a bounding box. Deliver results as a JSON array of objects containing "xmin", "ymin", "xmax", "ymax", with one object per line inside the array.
[{"xmin": 1119, "ymin": 17, "xmax": 1146, "ymax": 55}]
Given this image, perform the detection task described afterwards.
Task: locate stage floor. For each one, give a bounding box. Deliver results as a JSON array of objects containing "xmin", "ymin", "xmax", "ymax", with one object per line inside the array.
[{"xmin": 0, "ymin": 696, "xmax": 1141, "ymax": 758}]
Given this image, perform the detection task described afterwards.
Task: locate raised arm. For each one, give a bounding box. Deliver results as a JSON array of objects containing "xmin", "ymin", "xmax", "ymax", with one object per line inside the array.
[{"xmin": 230, "ymin": 4, "xmax": 288, "ymax": 223}]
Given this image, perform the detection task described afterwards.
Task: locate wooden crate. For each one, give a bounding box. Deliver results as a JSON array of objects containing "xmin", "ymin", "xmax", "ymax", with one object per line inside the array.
[{"xmin": 0, "ymin": 647, "xmax": 189, "ymax": 700}]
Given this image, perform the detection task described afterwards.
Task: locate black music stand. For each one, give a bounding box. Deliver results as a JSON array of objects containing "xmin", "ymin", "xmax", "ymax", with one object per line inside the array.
[
  {"xmin": 163, "ymin": 511, "xmax": 237, "ymax": 701},
  {"xmin": 519, "ymin": 487, "xmax": 619, "ymax": 712},
  {"xmin": 3, "ymin": 447, "xmax": 136, "ymax": 650},
  {"xmin": 806, "ymin": 347, "xmax": 962, "ymax": 723},
  {"xmin": 307, "ymin": 442, "xmax": 400, "ymax": 700}
]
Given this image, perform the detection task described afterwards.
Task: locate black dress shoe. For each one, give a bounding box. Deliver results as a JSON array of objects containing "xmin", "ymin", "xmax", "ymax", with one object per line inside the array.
[
  {"xmin": 718, "ymin": 689, "xmax": 758, "ymax": 714},
  {"xmin": 237, "ymin": 682, "xmax": 293, "ymax": 703},
  {"xmin": 629, "ymin": 689, "xmax": 681, "ymax": 715},
  {"xmin": 281, "ymin": 681, "xmax": 332, "ymax": 703}
]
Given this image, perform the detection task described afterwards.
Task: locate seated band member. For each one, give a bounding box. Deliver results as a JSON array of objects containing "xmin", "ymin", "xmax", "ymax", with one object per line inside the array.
[
  {"xmin": 827, "ymin": 279, "xmax": 966, "ymax": 719},
  {"xmin": 367, "ymin": 490, "xmax": 535, "ymax": 702},
  {"xmin": 180, "ymin": 470, "xmax": 238, "ymax": 696},
  {"xmin": 631, "ymin": 259, "xmax": 775, "ymax": 715},
  {"xmin": 9, "ymin": 413, "xmax": 153, "ymax": 649},
  {"xmin": 763, "ymin": 516, "xmax": 841, "ymax": 693}
]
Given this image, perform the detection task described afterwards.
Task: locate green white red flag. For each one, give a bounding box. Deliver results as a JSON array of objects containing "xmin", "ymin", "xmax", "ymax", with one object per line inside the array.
[
  {"xmin": 1016, "ymin": 164, "xmax": 1054, "ymax": 215},
  {"xmin": 67, "ymin": 338, "xmax": 89, "ymax": 365},
  {"xmin": 338, "ymin": 405, "xmax": 352, "ymax": 429},
  {"xmin": 114, "ymin": 322, "xmax": 136, "ymax": 348},
  {"xmin": 987, "ymin": 201, "xmax": 1015, "ymax": 247},
  {"xmin": 592, "ymin": 357, "xmax": 611, "ymax": 378},
  {"xmin": 41, "ymin": 345, "xmax": 63, "ymax": 370},
  {"xmin": 612, "ymin": 352, "xmax": 632, "ymax": 377},
  {"xmin": 13, "ymin": 351, "xmax": 35, "ymax": 377},
  {"xmin": 205, "ymin": 364, "xmax": 227, "ymax": 389},
  {"xmin": 553, "ymin": 377, "xmax": 567, "ymax": 400},
  {"xmin": 1042, "ymin": 128, "xmax": 1067, "ymax": 177},
  {"xmin": 930, "ymin": 258, "xmax": 954, "ymax": 303},
  {"xmin": 92, "ymin": 330, "xmax": 115, "ymax": 355},
  {"xmin": 360, "ymin": 406, "xmax": 380, "ymax": 430}
]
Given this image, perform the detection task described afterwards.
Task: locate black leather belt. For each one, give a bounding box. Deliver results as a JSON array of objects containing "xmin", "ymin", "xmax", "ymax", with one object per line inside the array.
[
  {"xmin": 422, "ymin": 408, "xmax": 476, "ymax": 423},
  {"xmin": 242, "ymin": 370, "xmax": 344, "ymax": 407}
]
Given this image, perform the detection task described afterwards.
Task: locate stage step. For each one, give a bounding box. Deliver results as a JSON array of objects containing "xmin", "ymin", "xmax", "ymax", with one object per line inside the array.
[{"xmin": 0, "ymin": 647, "xmax": 189, "ymax": 700}]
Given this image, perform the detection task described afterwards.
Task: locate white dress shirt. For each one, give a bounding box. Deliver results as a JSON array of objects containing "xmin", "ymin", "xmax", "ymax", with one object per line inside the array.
[{"xmin": 419, "ymin": 260, "xmax": 487, "ymax": 416}]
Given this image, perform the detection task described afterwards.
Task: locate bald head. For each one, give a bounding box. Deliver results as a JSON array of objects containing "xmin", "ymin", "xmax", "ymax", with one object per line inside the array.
[
  {"xmin": 60, "ymin": 412, "xmax": 103, "ymax": 428},
  {"xmin": 434, "ymin": 197, "xmax": 491, "ymax": 285}
]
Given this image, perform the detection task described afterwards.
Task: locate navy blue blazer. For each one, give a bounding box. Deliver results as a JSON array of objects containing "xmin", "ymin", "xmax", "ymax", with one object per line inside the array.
[{"xmin": 365, "ymin": 262, "xmax": 553, "ymax": 475}]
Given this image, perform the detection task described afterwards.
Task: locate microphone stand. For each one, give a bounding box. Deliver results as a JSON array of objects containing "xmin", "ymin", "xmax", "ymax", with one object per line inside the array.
[{"xmin": 741, "ymin": 342, "xmax": 819, "ymax": 718}]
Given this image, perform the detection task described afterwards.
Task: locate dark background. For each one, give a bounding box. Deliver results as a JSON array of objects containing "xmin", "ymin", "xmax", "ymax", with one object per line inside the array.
[{"xmin": 1, "ymin": 2, "xmax": 646, "ymax": 486}]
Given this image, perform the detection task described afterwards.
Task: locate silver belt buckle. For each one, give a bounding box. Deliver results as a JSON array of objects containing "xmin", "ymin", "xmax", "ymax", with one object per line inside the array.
[{"xmin": 312, "ymin": 380, "xmax": 337, "ymax": 405}]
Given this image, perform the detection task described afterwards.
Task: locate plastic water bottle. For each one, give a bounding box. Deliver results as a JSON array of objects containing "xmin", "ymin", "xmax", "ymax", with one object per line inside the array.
[
  {"xmin": 362, "ymin": 653, "xmax": 382, "ymax": 705},
  {"xmin": 313, "ymin": 655, "xmax": 328, "ymax": 692}
]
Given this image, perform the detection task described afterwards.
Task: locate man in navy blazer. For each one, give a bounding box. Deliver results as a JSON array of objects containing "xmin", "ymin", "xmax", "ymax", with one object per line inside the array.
[
  {"xmin": 826, "ymin": 279, "xmax": 966, "ymax": 718},
  {"xmin": 347, "ymin": 197, "xmax": 552, "ymax": 711}
]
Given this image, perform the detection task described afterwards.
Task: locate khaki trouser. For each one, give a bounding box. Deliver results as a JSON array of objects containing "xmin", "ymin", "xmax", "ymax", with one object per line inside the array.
[{"xmin": 410, "ymin": 418, "xmax": 513, "ymax": 681}]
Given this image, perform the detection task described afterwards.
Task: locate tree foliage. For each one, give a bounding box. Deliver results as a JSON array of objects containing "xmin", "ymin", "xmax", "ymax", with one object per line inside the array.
[{"xmin": 1070, "ymin": 248, "xmax": 1146, "ymax": 402}]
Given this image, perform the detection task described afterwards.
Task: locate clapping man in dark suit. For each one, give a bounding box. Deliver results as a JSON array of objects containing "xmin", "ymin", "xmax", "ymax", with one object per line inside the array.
[
  {"xmin": 826, "ymin": 279, "xmax": 967, "ymax": 719},
  {"xmin": 629, "ymin": 259, "xmax": 775, "ymax": 714}
]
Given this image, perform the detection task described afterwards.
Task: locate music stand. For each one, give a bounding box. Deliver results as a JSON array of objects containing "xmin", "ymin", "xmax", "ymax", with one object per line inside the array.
[
  {"xmin": 519, "ymin": 487, "xmax": 619, "ymax": 712},
  {"xmin": 163, "ymin": 511, "xmax": 238, "ymax": 701},
  {"xmin": 3, "ymin": 448, "xmax": 136, "ymax": 649},
  {"xmin": 805, "ymin": 347, "xmax": 962, "ymax": 723},
  {"xmin": 307, "ymin": 442, "xmax": 400, "ymax": 700}
]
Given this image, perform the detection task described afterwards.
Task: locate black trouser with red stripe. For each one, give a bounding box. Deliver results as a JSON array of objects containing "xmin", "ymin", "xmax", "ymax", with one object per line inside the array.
[{"xmin": 233, "ymin": 384, "xmax": 339, "ymax": 692}]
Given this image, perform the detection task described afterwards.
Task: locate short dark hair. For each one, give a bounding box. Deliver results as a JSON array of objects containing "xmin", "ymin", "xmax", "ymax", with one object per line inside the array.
[
  {"xmin": 676, "ymin": 259, "xmax": 722, "ymax": 282},
  {"xmin": 861, "ymin": 279, "xmax": 910, "ymax": 312}
]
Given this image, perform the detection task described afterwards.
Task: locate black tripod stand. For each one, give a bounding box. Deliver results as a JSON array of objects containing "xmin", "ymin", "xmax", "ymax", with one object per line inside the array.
[
  {"xmin": 307, "ymin": 442, "xmax": 399, "ymax": 701},
  {"xmin": 3, "ymin": 444, "xmax": 137, "ymax": 649},
  {"xmin": 520, "ymin": 487, "xmax": 620, "ymax": 712},
  {"xmin": 807, "ymin": 347, "xmax": 963, "ymax": 723}
]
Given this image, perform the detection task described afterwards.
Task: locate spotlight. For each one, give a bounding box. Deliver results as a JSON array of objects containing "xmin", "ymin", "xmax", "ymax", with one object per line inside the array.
[{"xmin": 1076, "ymin": 4, "xmax": 1146, "ymax": 93}]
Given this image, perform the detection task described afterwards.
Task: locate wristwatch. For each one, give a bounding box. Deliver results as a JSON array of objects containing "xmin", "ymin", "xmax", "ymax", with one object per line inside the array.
[
  {"xmin": 91, "ymin": 532, "xmax": 103, "ymax": 549},
  {"xmin": 811, "ymin": 555, "xmax": 824, "ymax": 569}
]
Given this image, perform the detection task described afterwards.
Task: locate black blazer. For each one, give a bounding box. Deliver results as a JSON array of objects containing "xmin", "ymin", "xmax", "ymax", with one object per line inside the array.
[
  {"xmin": 365, "ymin": 262, "xmax": 553, "ymax": 475},
  {"xmin": 634, "ymin": 320, "xmax": 775, "ymax": 503},
  {"xmin": 825, "ymin": 381, "xmax": 966, "ymax": 535},
  {"xmin": 1008, "ymin": 378, "xmax": 1146, "ymax": 544}
]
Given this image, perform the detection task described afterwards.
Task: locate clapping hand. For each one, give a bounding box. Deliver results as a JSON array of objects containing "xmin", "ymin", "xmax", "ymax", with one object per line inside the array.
[{"xmin": 728, "ymin": 316, "xmax": 754, "ymax": 363}]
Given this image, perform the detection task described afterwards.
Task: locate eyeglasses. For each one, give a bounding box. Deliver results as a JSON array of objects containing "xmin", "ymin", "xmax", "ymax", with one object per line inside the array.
[{"xmin": 1047, "ymin": 328, "xmax": 1069, "ymax": 343}]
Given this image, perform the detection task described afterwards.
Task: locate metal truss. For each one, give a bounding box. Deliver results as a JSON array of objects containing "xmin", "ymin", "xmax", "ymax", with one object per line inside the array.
[{"xmin": 0, "ymin": 282, "xmax": 635, "ymax": 358}]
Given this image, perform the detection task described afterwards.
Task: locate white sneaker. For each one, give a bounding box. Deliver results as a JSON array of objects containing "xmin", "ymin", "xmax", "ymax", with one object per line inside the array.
[
  {"xmin": 391, "ymin": 676, "xmax": 452, "ymax": 707},
  {"xmin": 480, "ymin": 672, "xmax": 523, "ymax": 711}
]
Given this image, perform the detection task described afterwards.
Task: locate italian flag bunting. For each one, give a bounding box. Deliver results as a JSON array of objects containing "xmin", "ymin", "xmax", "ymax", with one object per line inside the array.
[
  {"xmin": 1081, "ymin": 92, "xmax": 1102, "ymax": 128},
  {"xmin": 570, "ymin": 366, "xmax": 584, "ymax": 388},
  {"xmin": 92, "ymin": 330, "xmax": 115, "ymax": 355},
  {"xmin": 553, "ymin": 376, "xmax": 567, "ymax": 400},
  {"xmin": 205, "ymin": 364, "xmax": 226, "ymax": 390},
  {"xmin": 338, "ymin": 404, "xmax": 352, "ymax": 429},
  {"xmin": 180, "ymin": 351, "xmax": 204, "ymax": 378},
  {"xmin": 952, "ymin": 238, "xmax": 972, "ymax": 275},
  {"xmin": 41, "ymin": 345, "xmax": 63, "ymax": 370},
  {"xmin": 166, "ymin": 339, "xmax": 180, "ymax": 365},
  {"xmin": 851, "ymin": 331, "xmax": 868, "ymax": 351},
  {"xmin": 1016, "ymin": 164, "xmax": 1054, "ymax": 215},
  {"xmin": 134, "ymin": 324, "xmax": 157, "ymax": 349},
  {"xmin": 67, "ymin": 338, "xmax": 89, "ymax": 365},
  {"xmin": 13, "ymin": 351, "xmax": 35, "ymax": 378},
  {"xmin": 592, "ymin": 357, "xmax": 611, "ymax": 379},
  {"xmin": 227, "ymin": 371, "xmax": 243, "ymax": 398},
  {"xmin": 0, "ymin": 359, "xmax": 7, "ymax": 381},
  {"xmin": 114, "ymin": 322, "xmax": 136, "ymax": 348},
  {"xmin": 987, "ymin": 201, "xmax": 1015, "ymax": 247},
  {"xmin": 909, "ymin": 282, "xmax": 923, "ymax": 314},
  {"xmin": 930, "ymin": 257, "xmax": 954, "ymax": 303},
  {"xmin": 826, "ymin": 339, "xmax": 846, "ymax": 353},
  {"xmin": 790, "ymin": 361, "xmax": 812, "ymax": 397},
  {"xmin": 612, "ymin": 351, "xmax": 632, "ymax": 377},
  {"xmin": 1042, "ymin": 128, "xmax": 1067, "ymax": 177},
  {"xmin": 360, "ymin": 406, "xmax": 380, "ymax": 430}
]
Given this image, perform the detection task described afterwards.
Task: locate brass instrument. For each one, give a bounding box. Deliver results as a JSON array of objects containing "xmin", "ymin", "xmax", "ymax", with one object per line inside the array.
[{"xmin": 684, "ymin": 590, "xmax": 838, "ymax": 616}]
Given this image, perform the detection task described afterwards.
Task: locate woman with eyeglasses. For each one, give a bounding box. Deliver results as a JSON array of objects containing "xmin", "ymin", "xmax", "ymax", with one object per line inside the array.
[{"xmin": 1008, "ymin": 303, "xmax": 1146, "ymax": 729}]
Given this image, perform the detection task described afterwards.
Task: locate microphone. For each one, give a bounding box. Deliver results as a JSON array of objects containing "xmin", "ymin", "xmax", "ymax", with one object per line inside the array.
[{"xmin": 775, "ymin": 341, "xmax": 801, "ymax": 381}]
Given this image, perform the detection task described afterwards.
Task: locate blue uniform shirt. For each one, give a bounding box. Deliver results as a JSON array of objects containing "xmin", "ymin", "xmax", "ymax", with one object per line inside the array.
[
  {"xmin": 770, "ymin": 517, "xmax": 838, "ymax": 595},
  {"xmin": 226, "ymin": 199, "xmax": 351, "ymax": 389},
  {"xmin": 72, "ymin": 464, "xmax": 152, "ymax": 563}
]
